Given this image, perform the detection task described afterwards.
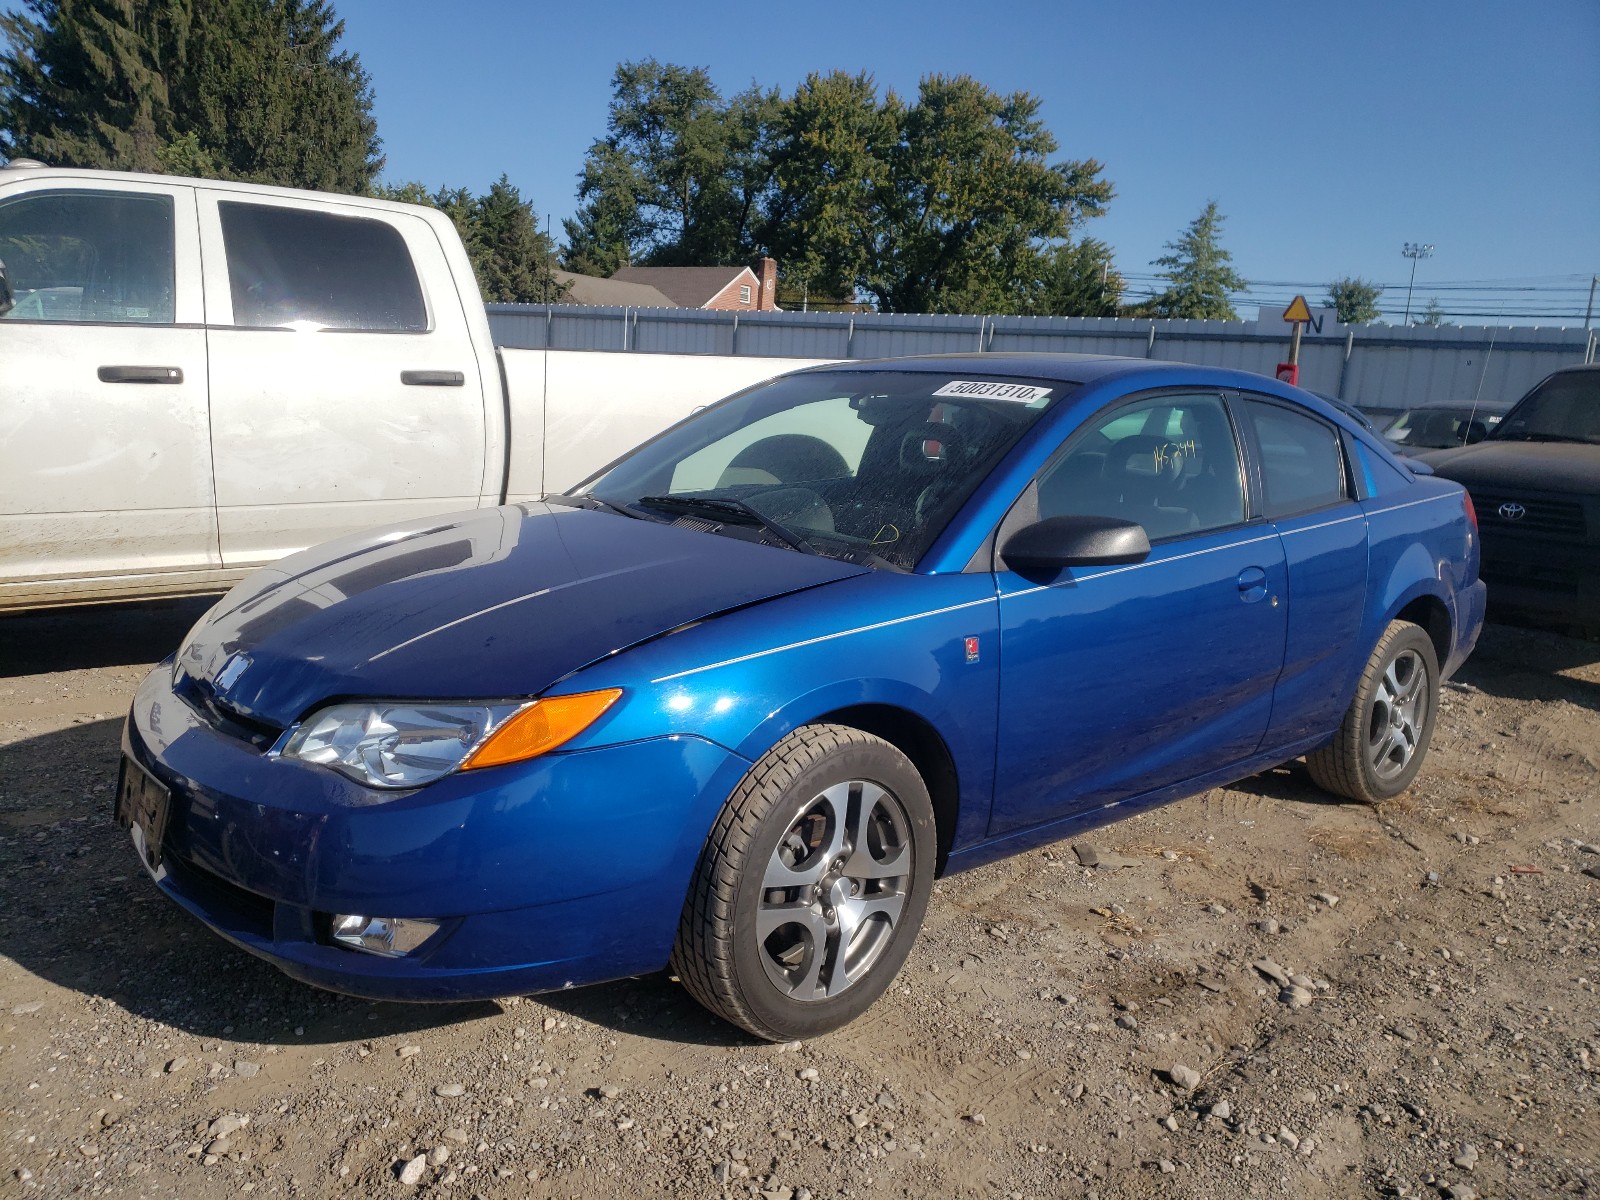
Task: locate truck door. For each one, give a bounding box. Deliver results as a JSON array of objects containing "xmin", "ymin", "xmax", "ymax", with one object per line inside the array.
[
  {"xmin": 0, "ymin": 181, "xmax": 215, "ymax": 601},
  {"xmin": 196, "ymin": 191, "xmax": 490, "ymax": 568}
]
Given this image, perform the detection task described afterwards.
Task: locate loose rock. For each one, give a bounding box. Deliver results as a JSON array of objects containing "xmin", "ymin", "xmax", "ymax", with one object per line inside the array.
[
  {"xmin": 398, "ymin": 1154, "xmax": 427, "ymax": 1186},
  {"xmin": 1166, "ymin": 1064, "xmax": 1202, "ymax": 1092}
]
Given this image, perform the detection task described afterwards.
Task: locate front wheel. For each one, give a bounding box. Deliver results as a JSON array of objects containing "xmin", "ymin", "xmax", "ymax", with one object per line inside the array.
[
  {"xmin": 671, "ymin": 724, "xmax": 935, "ymax": 1041},
  {"xmin": 1307, "ymin": 620, "xmax": 1440, "ymax": 803}
]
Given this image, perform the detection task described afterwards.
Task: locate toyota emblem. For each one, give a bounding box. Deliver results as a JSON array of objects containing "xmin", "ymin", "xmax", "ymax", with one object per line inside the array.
[{"xmin": 1497, "ymin": 502, "xmax": 1526, "ymax": 521}]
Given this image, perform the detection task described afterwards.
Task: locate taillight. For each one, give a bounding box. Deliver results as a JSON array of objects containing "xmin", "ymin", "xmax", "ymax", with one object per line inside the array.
[{"xmin": 1462, "ymin": 488, "xmax": 1478, "ymax": 535}]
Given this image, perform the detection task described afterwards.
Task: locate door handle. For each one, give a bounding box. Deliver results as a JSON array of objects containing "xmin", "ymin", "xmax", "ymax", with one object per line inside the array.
[
  {"xmin": 400, "ymin": 369, "xmax": 465, "ymax": 387},
  {"xmin": 1236, "ymin": 566, "xmax": 1269, "ymax": 603},
  {"xmin": 98, "ymin": 365, "xmax": 183, "ymax": 384}
]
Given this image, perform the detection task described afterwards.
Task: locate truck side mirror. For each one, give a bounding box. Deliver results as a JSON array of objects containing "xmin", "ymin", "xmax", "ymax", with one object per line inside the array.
[{"xmin": 0, "ymin": 259, "xmax": 13, "ymax": 317}]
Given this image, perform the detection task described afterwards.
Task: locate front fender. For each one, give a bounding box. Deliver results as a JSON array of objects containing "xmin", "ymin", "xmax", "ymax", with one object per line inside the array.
[{"xmin": 560, "ymin": 570, "xmax": 1002, "ymax": 850}]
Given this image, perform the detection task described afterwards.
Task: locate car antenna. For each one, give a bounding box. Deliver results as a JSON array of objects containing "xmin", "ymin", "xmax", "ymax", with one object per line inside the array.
[{"xmin": 1463, "ymin": 325, "xmax": 1499, "ymax": 444}]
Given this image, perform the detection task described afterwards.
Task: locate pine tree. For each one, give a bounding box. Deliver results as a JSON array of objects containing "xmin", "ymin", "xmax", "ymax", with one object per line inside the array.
[
  {"xmin": 471, "ymin": 176, "xmax": 562, "ymax": 303},
  {"xmin": 1149, "ymin": 202, "xmax": 1246, "ymax": 320},
  {"xmin": 1026, "ymin": 238, "xmax": 1123, "ymax": 317},
  {"xmin": 0, "ymin": 0, "xmax": 184, "ymax": 171},
  {"xmin": 375, "ymin": 177, "xmax": 564, "ymax": 304},
  {"xmin": 1, "ymin": 0, "xmax": 382, "ymax": 193}
]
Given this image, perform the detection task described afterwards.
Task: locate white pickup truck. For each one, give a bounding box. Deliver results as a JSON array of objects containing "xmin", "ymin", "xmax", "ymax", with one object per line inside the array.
[{"xmin": 0, "ymin": 161, "xmax": 818, "ymax": 611}]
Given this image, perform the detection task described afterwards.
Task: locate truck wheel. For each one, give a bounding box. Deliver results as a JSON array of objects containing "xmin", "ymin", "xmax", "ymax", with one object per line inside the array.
[
  {"xmin": 1308, "ymin": 620, "xmax": 1440, "ymax": 804},
  {"xmin": 671, "ymin": 724, "xmax": 935, "ymax": 1041}
]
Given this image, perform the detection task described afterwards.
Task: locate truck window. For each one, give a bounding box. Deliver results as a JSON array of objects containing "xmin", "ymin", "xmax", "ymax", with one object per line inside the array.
[
  {"xmin": 218, "ymin": 202, "xmax": 427, "ymax": 332},
  {"xmin": 0, "ymin": 191, "xmax": 175, "ymax": 324}
]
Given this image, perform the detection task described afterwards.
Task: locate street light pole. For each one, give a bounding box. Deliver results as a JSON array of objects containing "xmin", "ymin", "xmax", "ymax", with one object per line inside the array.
[{"xmin": 1401, "ymin": 242, "xmax": 1434, "ymax": 325}]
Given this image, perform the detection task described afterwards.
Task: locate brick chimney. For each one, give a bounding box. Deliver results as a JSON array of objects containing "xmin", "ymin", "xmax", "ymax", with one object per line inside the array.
[{"xmin": 758, "ymin": 257, "xmax": 778, "ymax": 310}]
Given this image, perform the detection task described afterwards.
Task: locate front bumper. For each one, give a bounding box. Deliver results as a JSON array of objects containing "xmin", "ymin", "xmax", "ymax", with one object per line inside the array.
[
  {"xmin": 1478, "ymin": 531, "xmax": 1600, "ymax": 633},
  {"xmin": 122, "ymin": 663, "xmax": 751, "ymax": 1001}
]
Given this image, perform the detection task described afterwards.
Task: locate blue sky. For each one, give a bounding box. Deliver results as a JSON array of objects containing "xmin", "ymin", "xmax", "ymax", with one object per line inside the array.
[
  {"xmin": 331, "ymin": 0, "xmax": 1597, "ymax": 323},
  {"xmin": 13, "ymin": 0, "xmax": 1598, "ymax": 321}
]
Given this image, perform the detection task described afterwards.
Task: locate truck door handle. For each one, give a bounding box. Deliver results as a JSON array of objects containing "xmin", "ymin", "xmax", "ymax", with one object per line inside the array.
[
  {"xmin": 400, "ymin": 370, "xmax": 465, "ymax": 387},
  {"xmin": 98, "ymin": 365, "xmax": 184, "ymax": 384}
]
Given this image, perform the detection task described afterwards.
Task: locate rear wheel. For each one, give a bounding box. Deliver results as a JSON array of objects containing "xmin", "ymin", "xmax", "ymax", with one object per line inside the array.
[
  {"xmin": 671, "ymin": 724, "xmax": 935, "ymax": 1040},
  {"xmin": 1308, "ymin": 620, "xmax": 1439, "ymax": 803}
]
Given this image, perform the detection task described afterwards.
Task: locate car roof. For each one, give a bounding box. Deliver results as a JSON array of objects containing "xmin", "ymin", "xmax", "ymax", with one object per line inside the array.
[{"xmin": 793, "ymin": 351, "xmax": 1283, "ymax": 392}]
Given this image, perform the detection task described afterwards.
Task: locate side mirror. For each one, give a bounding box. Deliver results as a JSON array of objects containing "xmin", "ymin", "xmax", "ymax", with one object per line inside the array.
[
  {"xmin": 1001, "ymin": 515, "xmax": 1151, "ymax": 574},
  {"xmin": 0, "ymin": 259, "xmax": 13, "ymax": 317},
  {"xmin": 1463, "ymin": 421, "xmax": 1487, "ymax": 444}
]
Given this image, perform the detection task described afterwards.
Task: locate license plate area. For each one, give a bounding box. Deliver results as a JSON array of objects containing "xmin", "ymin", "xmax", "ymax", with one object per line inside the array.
[{"xmin": 116, "ymin": 755, "xmax": 172, "ymax": 873}]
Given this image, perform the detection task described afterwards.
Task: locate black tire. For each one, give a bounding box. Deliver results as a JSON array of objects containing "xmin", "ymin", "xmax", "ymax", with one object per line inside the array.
[
  {"xmin": 1307, "ymin": 620, "xmax": 1440, "ymax": 803},
  {"xmin": 671, "ymin": 724, "xmax": 936, "ymax": 1041}
]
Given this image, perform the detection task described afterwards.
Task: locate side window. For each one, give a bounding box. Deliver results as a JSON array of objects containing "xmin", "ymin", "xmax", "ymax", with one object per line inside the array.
[
  {"xmin": 1035, "ymin": 393, "xmax": 1245, "ymax": 542},
  {"xmin": 0, "ymin": 191, "xmax": 174, "ymax": 324},
  {"xmin": 218, "ymin": 202, "xmax": 427, "ymax": 331},
  {"xmin": 1240, "ymin": 399, "xmax": 1347, "ymax": 518}
]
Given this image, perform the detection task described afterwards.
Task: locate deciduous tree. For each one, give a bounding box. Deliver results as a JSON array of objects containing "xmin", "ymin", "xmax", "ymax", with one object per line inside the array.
[
  {"xmin": 564, "ymin": 59, "xmax": 775, "ymax": 270},
  {"xmin": 1326, "ymin": 275, "xmax": 1383, "ymax": 324},
  {"xmin": 767, "ymin": 70, "xmax": 1113, "ymax": 313}
]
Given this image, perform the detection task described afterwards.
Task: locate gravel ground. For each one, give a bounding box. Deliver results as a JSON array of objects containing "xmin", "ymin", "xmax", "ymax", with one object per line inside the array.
[{"xmin": 1, "ymin": 601, "xmax": 1596, "ymax": 1200}]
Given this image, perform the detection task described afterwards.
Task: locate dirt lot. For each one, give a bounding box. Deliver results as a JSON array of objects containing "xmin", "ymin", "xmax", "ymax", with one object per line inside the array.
[{"xmin": 0, "ymin": 602, "xmax": 1596, "ymax": 1200}]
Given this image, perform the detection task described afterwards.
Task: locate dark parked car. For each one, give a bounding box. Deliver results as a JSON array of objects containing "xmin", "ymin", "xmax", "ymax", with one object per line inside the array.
[
  {"xmin": 1384, "ymin": 402, "xmax": 1510, "ymax": 450},
  {"xmin": 1419, "ymin": 364, "xmax": 1600, "ymax": 637},
  {"xmin": 120, "ymin": 355, "xmax": 1485, "ymax": 1039}
]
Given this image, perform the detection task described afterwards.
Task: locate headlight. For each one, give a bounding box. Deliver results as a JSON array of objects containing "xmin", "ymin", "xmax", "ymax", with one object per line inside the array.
[{"xmin": 278, "ymin": 689, "xmax": 621, "ymax": 789}]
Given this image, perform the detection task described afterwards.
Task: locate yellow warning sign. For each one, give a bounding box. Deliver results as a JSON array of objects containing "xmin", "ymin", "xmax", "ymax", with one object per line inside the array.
[{"xmin": 1282, "ymin": 295, "xmax": 1313, "ymax": 324}]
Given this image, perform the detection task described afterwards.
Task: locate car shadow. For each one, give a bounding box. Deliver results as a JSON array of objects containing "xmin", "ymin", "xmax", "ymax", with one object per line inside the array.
[
  {"xmin": 0, "ymin": 714, "xmax": 753, "ymax": 1048},
  {"xmin": 1453, "ymin": 622, "xmax": 1600, "ymax": 712},
  {"xmin": 1227, "ymin": 760, "xmax": 1360, "ymax": 807},
  {"xmin": 0, "ymin": 596, "xmax": 220, "ymax": 676}
]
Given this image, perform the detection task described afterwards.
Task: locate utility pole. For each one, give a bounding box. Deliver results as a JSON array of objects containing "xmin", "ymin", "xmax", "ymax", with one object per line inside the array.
[
  {"xmin": 1585, "ymin": 273, "xmax": 1597, "ymax": 334},
  {"xmin": 1401, "ymin": 242, "xmax": 1434, "ymax": 325}
]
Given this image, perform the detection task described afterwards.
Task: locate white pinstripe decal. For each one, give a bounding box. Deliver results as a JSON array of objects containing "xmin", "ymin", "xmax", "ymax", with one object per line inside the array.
[{"xmin": 649, "ymin": 595, "xmax": 997, "ymax": 683}]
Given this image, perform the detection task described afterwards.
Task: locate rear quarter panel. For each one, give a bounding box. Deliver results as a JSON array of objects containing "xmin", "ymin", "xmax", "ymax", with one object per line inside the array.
[{"xmin": 1359, "ymin": 476, "xmax": 1481, "ymax": 678}]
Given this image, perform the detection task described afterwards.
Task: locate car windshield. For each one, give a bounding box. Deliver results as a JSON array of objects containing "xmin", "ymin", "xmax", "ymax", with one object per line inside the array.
[
  {"xmin": 573, "ymin": 369, "xmax": 1071, "ymax": 570},
  {"xmin": 1491, "ymin": 372, "xmax": 1600, "ymax": 445},
  {"xmin": 1383, "ymin": 407, "xmax": 1494, "ymax": 449}
]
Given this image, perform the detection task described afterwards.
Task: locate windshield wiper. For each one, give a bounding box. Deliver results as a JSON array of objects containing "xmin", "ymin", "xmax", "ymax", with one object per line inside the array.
[{"xmin": 634, "ymin": 494, "xmax": 817, "ymax": 555}]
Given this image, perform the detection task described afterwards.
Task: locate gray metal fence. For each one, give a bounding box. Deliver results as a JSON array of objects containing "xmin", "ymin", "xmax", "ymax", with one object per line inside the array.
[{"xmin": 488, "ymin": 304, "xmax": 1598, "ymax": 414}]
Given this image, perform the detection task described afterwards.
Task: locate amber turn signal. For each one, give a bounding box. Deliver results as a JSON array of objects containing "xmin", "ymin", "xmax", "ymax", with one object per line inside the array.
[{"xmin": 462, "ymin": 688, "xmax": 622, "ymax": 770}]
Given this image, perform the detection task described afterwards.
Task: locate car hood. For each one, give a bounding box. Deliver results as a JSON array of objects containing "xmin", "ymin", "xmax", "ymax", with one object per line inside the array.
[
  {"xmin": 1415, "ymin": 440, "xmax": 1600, "ymax": 493},
  {"xmin": 176, "ymin": 503, "xmax": 867, "ymax": 728}
]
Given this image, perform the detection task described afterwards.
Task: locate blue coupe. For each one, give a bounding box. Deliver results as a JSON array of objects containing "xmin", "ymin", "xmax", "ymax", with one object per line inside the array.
[{"xmin": 120, "ymin": 354, "xmax": 1485, "ymax": 1039}]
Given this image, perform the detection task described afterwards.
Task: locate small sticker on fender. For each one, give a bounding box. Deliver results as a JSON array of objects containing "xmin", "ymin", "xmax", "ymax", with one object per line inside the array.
[
  {"xmin": 932, "ymin": 380, "xmax": 1052, "ymax": 402},
  {"xmin": 964, "ymin": 636, "xmax": 980, "ymax": 663}
]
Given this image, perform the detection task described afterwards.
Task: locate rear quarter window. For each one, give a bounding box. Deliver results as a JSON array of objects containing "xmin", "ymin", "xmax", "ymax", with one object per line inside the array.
[
  {"xmin": 1241, "ymin": 398, "xmax": 1347, "ymax": 518},
  {"xmin": 1346, "ymin": 434, "xmax": 1412, "ymax": 498}
]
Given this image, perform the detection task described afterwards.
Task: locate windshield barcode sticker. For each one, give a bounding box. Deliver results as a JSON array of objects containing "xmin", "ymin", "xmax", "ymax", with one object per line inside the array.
[{"xmin": 931, "ymin": 381, "xmax": 1052, "ymax": 402}]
